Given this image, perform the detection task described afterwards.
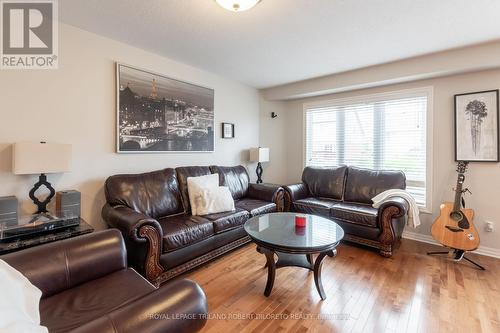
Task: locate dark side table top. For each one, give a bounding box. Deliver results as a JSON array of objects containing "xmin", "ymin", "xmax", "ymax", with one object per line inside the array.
[{"xmin": 0, "ymin": 218, "xmax": 94, "ymax": 255}]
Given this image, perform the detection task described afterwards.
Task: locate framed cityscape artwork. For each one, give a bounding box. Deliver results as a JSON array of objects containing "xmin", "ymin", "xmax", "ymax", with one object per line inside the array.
[
  {"xmin": 455, "ymin": 89, "xmax": 499, "ymax": 162},
  {"xmin": 116, "ymin": 63, "xmax": 215, "ymax": 153}
]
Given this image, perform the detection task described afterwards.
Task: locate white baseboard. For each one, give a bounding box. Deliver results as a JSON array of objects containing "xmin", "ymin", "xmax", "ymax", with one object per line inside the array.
[{"xmin": 402, "ymin": 231, "xmax": 500, "ymax": 259}]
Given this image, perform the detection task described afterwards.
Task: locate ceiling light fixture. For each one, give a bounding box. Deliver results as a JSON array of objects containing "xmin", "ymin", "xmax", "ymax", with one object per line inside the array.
[{"xmin": 215, "ymin": 0, "xmax": 261, "ymax": 12}]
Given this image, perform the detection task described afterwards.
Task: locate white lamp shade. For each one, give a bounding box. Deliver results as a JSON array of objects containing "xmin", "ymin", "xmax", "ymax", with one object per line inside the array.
[
  {"xmin": 13, "ymin": 142, "xmax": 72, "ymax": 175},
  {"xmin": 249, "ymin": 147, "xmax": 269, "ymax": 163}
]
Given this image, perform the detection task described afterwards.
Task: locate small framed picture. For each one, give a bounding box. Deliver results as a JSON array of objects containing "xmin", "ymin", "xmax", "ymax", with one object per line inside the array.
[
  {"xmin": 455, "ymin": 89, "xmax": 499, "ymax": 162},
  {"xmin": 222, "ymin": 122, "xmax": 235, "ymax": 138}
]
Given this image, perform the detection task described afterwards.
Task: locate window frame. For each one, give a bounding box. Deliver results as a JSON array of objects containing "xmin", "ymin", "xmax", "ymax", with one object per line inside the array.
[{"xmin": 302, "ymin": 87, "xmax": 434, "ymax": 213}]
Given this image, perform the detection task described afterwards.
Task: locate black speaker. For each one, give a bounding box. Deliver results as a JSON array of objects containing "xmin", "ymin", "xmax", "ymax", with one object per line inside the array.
[
  {"xmin": 56, "ymin": 190, "xmax": 81, "ymax": 218},
  {"xmin": 0, "ymin": 196, "xmax": 18, "ymax": 226}
]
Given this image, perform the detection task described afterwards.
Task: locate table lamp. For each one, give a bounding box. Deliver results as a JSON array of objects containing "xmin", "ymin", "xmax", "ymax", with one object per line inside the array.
[
  {"xmin": 13, "ymin": 142, "xmax": 72, "ymax": 214},
  {"xmin": 249, "ymin": 147, "xmax": 269, "ymax": 184}
]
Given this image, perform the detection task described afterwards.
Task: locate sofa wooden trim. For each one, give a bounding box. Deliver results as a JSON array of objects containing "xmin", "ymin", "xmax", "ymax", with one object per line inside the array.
[{"xmin": 139, "ymin": 222, "xmax": 251, "ymax": 286}]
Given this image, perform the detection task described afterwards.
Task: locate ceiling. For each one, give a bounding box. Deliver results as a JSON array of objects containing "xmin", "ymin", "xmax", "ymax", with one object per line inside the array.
[{"xmin": 60, "ymin": 0, "xmax": 500, "ymax": 89}]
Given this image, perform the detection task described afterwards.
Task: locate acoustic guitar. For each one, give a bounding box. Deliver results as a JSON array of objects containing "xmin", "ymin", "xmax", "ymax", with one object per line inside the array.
[{"xmin": 431, "ymin": 161, "xmax": 480, "ymax": 251}]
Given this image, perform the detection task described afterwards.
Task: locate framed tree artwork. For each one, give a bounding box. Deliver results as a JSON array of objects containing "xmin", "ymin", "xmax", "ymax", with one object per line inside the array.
[{"xmin": 455, "ymin": 90, "xmax": 499, "ymax": 162}]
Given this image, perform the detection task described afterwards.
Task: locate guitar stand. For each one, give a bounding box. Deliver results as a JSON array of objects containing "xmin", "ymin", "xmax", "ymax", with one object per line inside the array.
[{"xmin": 427, "ymin": 249, "xmax": 485, "ymax": 270}]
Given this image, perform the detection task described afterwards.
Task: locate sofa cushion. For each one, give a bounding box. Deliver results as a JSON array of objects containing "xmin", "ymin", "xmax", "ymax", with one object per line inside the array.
[
  {"xmin": 235, "ymin": 198, "xmax": 276, "ymax": 216},
  {"xmin": 334, "ymin": 220, "xmax": 381, "ymax": 241},
  {"xmin": 202, "ymin": 208, "xmax": 250, "ymax": 234},
  {"xmin": 176, "ymin": 166, "xmax": 212, "ymax": 213},
  {"xmin": 301, "ymin": 166, "xmax": 347, "ymax": 200},
  {"xmin": 104, "ymin": 168, "xmax": 184, "ymax": 219},
  {"xmin": 293, "ymin": 197, "xmax": 338, "ymax": 218},
  {"xmin": 40, "ymin": 268, "xmax": 154, "ymax": 333},
  {"xmin": 209, "ymin": 165, "xmax": 249, "ymax": 200},
  {"xmin": 344, "ymin": 167, "xmax": 406, "ymax": 204},
  {"xmin": 330, "ymin": 202, "xmax": 379, "ymax": 228},
  {"xmin": 158, "ymin": 214, "xmax": 214, "ymax": 252},
  {"xmin": 186, "ymin": 173, "xmax": 219, "ymax": 215}
]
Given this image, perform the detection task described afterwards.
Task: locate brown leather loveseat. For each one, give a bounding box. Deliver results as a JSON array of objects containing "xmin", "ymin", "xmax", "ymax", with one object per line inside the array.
[
  {"xmin": 284, "ymin": 166, "xmax": 409, "ymax": 257},
  {"xmin": 0, "ymin": 229, "xmax": 208, "ymax": 333},
  {"xmin": 102, "ymin": 165, "xmax": 283, "ymax": 286}
]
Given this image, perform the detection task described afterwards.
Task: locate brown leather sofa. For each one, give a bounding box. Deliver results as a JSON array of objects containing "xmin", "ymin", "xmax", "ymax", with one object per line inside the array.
[
  {"xmin": 284, "ymin": 166, "xmax": 409, "ymax": 257},
  {"xmin": 102, "ymin": 165, "xmax": 283, "ymax": 286},
  {"xmin": 0, "ymin": 229, "xmax": 208, "ymax": 333}
]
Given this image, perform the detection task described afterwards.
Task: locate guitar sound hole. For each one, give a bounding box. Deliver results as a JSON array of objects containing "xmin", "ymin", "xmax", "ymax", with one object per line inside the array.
[
  {"xmin": 450, "ymin": 211, "xmax": 470, "ymax": 229},
  {"xmin": 450, "ymin": 211, "xmax": 462, "ymax": 221}
]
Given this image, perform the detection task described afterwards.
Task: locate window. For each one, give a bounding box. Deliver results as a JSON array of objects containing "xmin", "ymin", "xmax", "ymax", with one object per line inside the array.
[{"xmin": 304, "ymin": 88, "xmax": 432, "ymax": 210}]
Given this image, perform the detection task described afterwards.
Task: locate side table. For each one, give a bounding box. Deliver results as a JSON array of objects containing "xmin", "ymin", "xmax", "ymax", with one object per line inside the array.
[{"xmin": 0, "ymin": 218, "xmax": 94, "ymax": 255}]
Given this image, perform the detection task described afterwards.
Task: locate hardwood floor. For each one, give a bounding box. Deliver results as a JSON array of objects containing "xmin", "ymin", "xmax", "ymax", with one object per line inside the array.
[{"xmin": 183, "ymin": 239, "xmax": 500, "ymax": 333}]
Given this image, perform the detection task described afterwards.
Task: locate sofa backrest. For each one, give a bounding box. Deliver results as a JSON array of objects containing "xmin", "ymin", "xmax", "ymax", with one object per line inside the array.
[
  {"xmin": 301, "ymin": 166, "xmax": 347, "ymax": 200},
  {"xmin": 104, "ymin": 168, "xmax": 184, "ymax": 219},
  {"xmin": 176, "ymin": 166, "xmax": 212, "ymax": 212},
  {"xmin": 1, "ymin": 229, "xmax": 127, "ymax": 298},
  {"xmin": 344, "ymin": 166, "xmax": 406, "ymax": 204},
  {"xmin": 210, "ymin": 165, "xmax": 249, "ymax": 200}
]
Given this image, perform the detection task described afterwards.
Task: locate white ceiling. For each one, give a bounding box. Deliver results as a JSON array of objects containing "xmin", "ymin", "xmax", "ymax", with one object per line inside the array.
[{"xmin": 60, "ymin": 0, "xmax": 500, "ymax": 88}]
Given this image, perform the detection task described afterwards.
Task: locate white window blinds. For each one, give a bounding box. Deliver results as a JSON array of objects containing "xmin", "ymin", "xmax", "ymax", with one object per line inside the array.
[{"xmin": 305, "ymin": 93, "xmax": 428, "ymax": 207}]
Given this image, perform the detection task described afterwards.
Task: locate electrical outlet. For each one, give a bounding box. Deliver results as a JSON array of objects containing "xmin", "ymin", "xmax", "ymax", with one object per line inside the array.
[{"xmin": 485, "ymin": 221, "xmax": 494, "ymax": 232}]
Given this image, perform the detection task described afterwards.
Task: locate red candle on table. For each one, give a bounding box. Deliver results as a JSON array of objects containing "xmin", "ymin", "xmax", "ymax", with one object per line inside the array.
[{"xmin": 295, "ymin": 215, "xmax": 306, "ymax": 227}]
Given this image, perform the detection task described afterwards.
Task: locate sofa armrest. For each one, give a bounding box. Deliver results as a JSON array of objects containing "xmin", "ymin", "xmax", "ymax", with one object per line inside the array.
[
  {"xmin": 102, "ymin": 204, "xmax": 165, "ymax": 283},
  {"xmin": 248, "ymin": 183, "xmax": 283, "ymax": 203},
  {"xmin": 376, "ymin": 196, "xmax": 409, "ymax": 219},
  {"xmin": 73, "ymin": 279, "xmax": 208, "ymax": 333},
  {"xmin": 283, "ymin": 183, "xmax": 309, "ymax": 211},
  {"xmin": 377, "ymin": 196, "xmax": 409, "ymax": 257},
  {"xmin": 102, "ymin": 204, "xmax": 163, "ymax": 242},
  {"xmin": 284, "ymin": 183, "xmax": 309, "ymax": 202},
  {"xmin": 1, "ymin": 230, "xmax": 127, "ymax": 298}
]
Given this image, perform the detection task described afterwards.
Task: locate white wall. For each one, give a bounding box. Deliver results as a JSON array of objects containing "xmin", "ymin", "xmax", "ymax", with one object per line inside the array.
[
  {"xmin": 0, "ymin": 23, "xmax": 260, "ymax": 229},
  {"xmin": 261, "ymin": 69, "xmax": 500, "ymax": 251},
  {"xmin": 258, "ymin": 96, "xmax": 288, "ymax": 184}
]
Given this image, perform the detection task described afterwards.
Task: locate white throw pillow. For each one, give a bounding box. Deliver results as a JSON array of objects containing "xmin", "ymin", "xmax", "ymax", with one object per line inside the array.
[
  {"xmin": 197, "ymin": 186, "xmax": 235, "ymax": 216},
  {"xmin": 187, "ymin": 173, "xmax": 220, "ymax": 215},
  {"xmin": 0, "ymin": 260, "xmax": 48, "ymax": 333}
]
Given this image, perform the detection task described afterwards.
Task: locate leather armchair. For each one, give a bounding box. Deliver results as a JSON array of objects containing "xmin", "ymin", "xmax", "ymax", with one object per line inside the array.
[
  {"xmin": 284, "ymin": 166, "xmax": 409, "ymax": 257},
  {"xmin": 0, "ymin": 230, "xmax": 208, "ymax": 333}
]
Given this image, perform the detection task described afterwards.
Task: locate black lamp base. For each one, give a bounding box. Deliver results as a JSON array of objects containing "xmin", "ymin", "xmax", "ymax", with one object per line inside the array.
[
  {"xmin": 29, "ymin": 173, "xmax": 55, "ymax": 214},
  {"xmin": 256, "ymin": 162, "xmax": 263, "ymax": 184}
]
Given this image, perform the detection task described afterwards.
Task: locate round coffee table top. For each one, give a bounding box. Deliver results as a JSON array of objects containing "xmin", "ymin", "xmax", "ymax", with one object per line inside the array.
[{"xmin": 244, "ymin": 212, "xmax": 344, "ymax": 253}]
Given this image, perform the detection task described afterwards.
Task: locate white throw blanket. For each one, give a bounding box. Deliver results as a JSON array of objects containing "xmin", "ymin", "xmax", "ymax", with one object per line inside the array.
[
  {"xmin": 371, "ymin": 189, "xmax": 421, "ymax": 228},
  {"xmin": 0, "ymin": 260, "xmax": 48, "ymax": 333}
]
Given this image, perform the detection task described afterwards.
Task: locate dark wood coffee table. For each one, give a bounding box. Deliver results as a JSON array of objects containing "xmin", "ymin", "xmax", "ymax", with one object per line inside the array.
[{"xmin": 244, "ymin": 212, "xmax": 344, "ymax": 300}]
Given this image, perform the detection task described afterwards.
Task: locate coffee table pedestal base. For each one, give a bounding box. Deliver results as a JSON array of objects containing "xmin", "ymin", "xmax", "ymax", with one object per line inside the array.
[{"xmin": 257, "ymin": 246, "xmax": 337, "ymax": 300}]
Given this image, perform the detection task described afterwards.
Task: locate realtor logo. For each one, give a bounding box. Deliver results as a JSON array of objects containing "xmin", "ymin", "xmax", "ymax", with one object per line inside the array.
[{"xmin": 1, "ymin": 0, "xmax": 58, "ymax": 69}]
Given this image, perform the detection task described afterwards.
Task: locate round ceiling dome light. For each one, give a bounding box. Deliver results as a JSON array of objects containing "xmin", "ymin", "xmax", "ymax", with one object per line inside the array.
[{"xmin": 215, "ymin": 0, "xmax": 261, "ymax": 12}]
